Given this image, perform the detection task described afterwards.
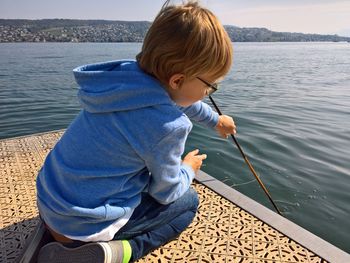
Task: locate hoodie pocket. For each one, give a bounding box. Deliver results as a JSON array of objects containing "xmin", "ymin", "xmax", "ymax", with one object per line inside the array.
[{"xmin": 104, "ymin": 204, "xmax": 126, "ymax": 220}]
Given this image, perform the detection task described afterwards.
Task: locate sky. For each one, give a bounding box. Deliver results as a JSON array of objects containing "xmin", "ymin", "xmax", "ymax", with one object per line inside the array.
[{"xmin": 1, "ymin": 0, "xmax": 349, "ymax": 36}]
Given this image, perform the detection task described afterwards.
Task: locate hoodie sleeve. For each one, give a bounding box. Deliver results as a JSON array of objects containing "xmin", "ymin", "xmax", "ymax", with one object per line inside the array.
[
  {"xmin": 144, "ymin": 125, "xmax": 195, "ymax": 205},
  {"xmin": 179, "ymin": 101, "xmax": 219, "ymax": 128}
]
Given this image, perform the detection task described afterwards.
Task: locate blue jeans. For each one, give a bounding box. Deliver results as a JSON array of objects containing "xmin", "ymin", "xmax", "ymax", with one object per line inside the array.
[{"xmin": 113, "ymin": 187, "xmax": 199, "ymax": 261}]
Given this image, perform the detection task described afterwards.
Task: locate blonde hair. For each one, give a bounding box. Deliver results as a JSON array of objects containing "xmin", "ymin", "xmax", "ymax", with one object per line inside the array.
[{"xmin": 136, "ymin": 1, "xmax": 233, "ymax": 84}]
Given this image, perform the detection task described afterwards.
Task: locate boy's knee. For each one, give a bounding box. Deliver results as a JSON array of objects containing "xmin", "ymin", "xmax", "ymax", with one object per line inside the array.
[{"xmin": 185, "ymin": 188, "xmax": 199, "ymax": 211}]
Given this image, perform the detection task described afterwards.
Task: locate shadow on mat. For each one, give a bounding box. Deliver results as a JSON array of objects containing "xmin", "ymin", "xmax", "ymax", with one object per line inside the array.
[{"xmin": 0, "ymin": 216, "xmax": 54, "ymax": 263}]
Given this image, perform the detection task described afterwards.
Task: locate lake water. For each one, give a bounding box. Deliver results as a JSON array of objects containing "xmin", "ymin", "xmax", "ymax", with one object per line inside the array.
[{"xmin": 0, "ymin": 42, "xmax": 349, "ymax": 253}]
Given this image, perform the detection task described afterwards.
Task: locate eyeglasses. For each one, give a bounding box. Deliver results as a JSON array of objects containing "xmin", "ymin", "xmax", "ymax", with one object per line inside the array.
[{"xmin": 197, "ymin": 77, "xmax": 218, "ymax": 96}]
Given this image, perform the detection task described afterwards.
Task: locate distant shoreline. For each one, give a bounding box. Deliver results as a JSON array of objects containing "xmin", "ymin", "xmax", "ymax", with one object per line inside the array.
[
  {"xmin": 1, "ymin": 19, "xmax": 350, "ymax": 43},
  {"xmin": 1, "ymin": 41, "xmax": 349, "ymax": 44}
]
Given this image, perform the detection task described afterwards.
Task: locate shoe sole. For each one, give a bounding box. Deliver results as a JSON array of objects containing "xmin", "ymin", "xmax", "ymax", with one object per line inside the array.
[{"xmin": 37, "ymin": 242, "xmax": 110, "ymax": 263}]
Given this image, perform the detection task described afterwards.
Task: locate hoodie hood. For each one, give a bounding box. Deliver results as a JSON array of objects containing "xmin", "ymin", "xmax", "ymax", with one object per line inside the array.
[{"xmin": 73, "ymin": 60, "xmax": 173, "ymax": 113}]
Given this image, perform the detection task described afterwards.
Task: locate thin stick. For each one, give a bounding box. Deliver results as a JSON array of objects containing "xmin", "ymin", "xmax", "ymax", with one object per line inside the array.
[{"xmin": 209, "ymin": 95, "xmax": 282, "ymax": 215}]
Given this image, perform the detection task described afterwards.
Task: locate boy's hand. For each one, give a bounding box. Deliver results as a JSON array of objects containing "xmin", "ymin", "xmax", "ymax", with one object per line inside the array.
[
  {"xmin": 182, "ymin": 149, "xmax": 207, "ymax": 174},
  {"xmin": 216, "ymin": 115, "xmax": 236, "ymax": 138}
]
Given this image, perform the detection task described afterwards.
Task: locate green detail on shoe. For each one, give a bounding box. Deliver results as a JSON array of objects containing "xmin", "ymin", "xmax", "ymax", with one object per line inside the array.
[{"xmin": 121, "ymin": 240, "xmax": 132, "ymax": 263}]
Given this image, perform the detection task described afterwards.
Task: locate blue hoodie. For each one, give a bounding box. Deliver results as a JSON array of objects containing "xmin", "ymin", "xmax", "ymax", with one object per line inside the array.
[{"xmin": 36, "ymin": 60, "xmax": 219, "ymax": 237}]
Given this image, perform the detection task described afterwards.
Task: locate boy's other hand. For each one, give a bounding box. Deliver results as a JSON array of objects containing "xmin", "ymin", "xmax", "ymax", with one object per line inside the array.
[
  {"xmin": 182, "ymin": 149, "xmax": 207, "ymax": 174},
  {"xmin": 216, "ymin": 115, "xmax": 236, "ymax": 138}
]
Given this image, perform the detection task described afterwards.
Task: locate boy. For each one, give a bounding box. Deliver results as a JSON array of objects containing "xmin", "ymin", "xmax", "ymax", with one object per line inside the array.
[{"xmin": 37, "ymin": 1, "xmax": 235, "ymax": 262}]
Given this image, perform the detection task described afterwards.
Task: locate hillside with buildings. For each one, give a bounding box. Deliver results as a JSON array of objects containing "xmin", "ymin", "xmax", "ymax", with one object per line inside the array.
[{"xmin": 1, "ymin": 19, "xmax": 349, "ymax": 43}]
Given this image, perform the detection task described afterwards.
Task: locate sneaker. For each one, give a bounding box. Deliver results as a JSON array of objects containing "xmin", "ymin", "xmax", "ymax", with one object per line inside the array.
[{"xmin": 37, "ymin": 240, "xmax": 131, "ymax": 263}]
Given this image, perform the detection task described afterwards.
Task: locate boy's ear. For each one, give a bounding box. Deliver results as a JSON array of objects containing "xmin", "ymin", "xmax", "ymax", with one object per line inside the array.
[{"xmin": 168, "ymin": 74, "xmax": 185, "ymax": 90}]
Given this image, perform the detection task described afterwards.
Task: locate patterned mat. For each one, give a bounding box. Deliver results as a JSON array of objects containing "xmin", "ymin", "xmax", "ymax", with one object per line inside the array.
[{"xmin": 0, "ymin": 130, "xmax": 325, "ymax": 262}]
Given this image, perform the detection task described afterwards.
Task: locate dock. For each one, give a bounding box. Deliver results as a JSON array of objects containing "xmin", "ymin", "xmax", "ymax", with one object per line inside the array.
[{"xmin": 1, "ymin": 130, "xmax": 349, "ymax": 262}]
